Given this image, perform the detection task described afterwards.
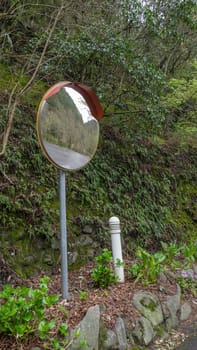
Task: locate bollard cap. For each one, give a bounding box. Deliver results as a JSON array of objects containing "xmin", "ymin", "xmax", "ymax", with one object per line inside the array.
[
  {"xmin": 109, "ymin": 216, "xmax": 120, "ymax": 224},
  {"xmin": 109, "ymin": 216, "xmax": 120, "ymax": 233}
]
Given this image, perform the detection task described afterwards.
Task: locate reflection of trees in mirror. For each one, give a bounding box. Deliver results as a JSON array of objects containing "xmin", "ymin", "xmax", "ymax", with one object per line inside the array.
[{"xmin": 40, "ymin": 87, "xmax": 99, "ymax": 158}]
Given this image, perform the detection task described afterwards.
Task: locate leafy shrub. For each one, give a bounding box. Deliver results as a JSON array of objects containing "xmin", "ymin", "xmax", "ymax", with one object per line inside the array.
[
  {"xmin": 0, "ymin": 277, "xmax": 57, "ymax": 339},
  {"xmin": 129, "ymin": 239, "xmax": 197, "ymax": 286},
  {"xmin": 0, "ymin": 277, "xmax": 81, "ymax": 349},
  {"xmin": 129, "ymin": 247, "xmax": 166, "ymax": 285},
  {"xmin": 177, "ymin": 269, "xmax": 197, "ymax": 297},
  {"xmin": 91, "ymin": 248, "xmax": 118, "ymax": 288},
  {"xmin": 160, "ymin": 241, "xmax": 181, "ymax": 268},
  {"xmin": 181, "ymin": 240, "xmax": 197, "ymax": 266}
]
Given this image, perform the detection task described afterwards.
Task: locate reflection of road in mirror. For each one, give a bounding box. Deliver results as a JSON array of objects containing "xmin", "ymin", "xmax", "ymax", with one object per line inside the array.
[{"xmin": 43, "ymin": 141, "xmax": 90, "ymax": 170}]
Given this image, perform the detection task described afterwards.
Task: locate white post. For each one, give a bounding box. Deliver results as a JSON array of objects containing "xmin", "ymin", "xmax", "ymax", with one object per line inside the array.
[{"xmin": 109, "ymin": 216, "xmax": 124, "ymax": 283}]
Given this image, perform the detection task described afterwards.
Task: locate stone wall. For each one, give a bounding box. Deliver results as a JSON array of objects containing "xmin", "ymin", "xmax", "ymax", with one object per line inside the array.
[{"xmin": 69, "ymin": 284, "xmax": 193, "ymax": 350}]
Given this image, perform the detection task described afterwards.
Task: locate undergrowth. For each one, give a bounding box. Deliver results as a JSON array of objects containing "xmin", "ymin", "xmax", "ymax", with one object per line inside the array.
[
  {"xmin": 0, "ymin": 277, "xmax": 87, "ymax": 350},
  {"xmin": 0, "ymin": 117, "xmax": 196, "ymax": 267},
  {"xmin": 92, "ymin": 241, "xmax": 197, "ymax": 296},
  {"xmin": 0, "ymin": 70, "xmax": 196, "ymax": 275}
]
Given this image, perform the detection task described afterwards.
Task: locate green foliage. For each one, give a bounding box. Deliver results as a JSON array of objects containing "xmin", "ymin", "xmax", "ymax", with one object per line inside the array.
[
  {"xmin": 39, "ymin": 29, "xmax": 166, "ymax": 130},
  {"xmin": 177, "ymin": 268, "xmax": 197, "ymax": 297},
  {"xmin": 78, "ymin": 290, "xmax": 88, "ymax": 301},
  {"xmin": 160, "ymin": 241, "xmax": 181, "ymax": 268},
  {"xmin": 181, "ymin": 241, "xmax": 197, "ymax": 266},
  {"xmin": 0, "ymin": 101, "xmax": 60, "ymax": 274},
  {"xmin": 0, "ymin": 277, "xmax": 57, "ymax": 340},
  {"xmin": 168, "ymin": 181, "xmax": 197, "ymax": 242},
  {"xmin": 73, "ymin": 136, "xmax": 169, "ymax": 240},
  {"xmin": 0, "ymin": 277, "xmax": 84, "ymax": 349},
  {"xmin": 129, "ymin": 239, "xmax": 197, "ymax": 286},
  {"xmin": 91, "ymin": 248, "xmax": 118, "ymax": 288},
  {"xmin": 129, "ymin": 247, "xmax": 166, "ymax": 285},
  {"xmin": 161, "ymin": 62, "xmax": 197, "ymax": 132},
  {"xmin": 0, "ymin": 0, "xmax": 196, "ymax": 276},
  {"xmin": 120, "ymin": 0, "xmax": 197, "ymax": 73},
  {"xmin": 66, "ymin": 124, "xmax": 197, "ymax": 247},
  {"xmin": 177, "ymin": 276, "xmax": 197, "ymax": 297}
]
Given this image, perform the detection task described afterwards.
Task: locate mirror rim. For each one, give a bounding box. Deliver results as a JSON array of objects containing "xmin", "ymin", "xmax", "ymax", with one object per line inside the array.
[{"xmin": 36, "ymin": 81, "xmax": 102, "ymax": 171}]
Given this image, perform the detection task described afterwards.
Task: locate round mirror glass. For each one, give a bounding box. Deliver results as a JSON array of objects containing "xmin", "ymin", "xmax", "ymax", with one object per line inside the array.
[{"xmin": 37, "ymin": 82, "xmax": 101, "ymax": 171}]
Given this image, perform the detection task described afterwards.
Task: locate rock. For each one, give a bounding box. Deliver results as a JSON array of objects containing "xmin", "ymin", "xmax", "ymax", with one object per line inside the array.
[
  {"xmin": 92, "ymin": 241, "xmax": 100, "ymax": 249},
  {"xmin": 87, "ymin": 248, "xmax": 95, "ymax": 258},
  {"xmin": 182, "ymin": 321, "xmax": 197, "ymax": 335},
  {"xmin": 132, "ymin": 316, "xmax": 155, "ymax": 346},
  {"xmin": 43, "ymin": 255, "xmax": 53, "ymax": 265},
  {"xmin": 68, "ymin": 251, "xmax": 78, "ymax": 264},
  {"xmin": 166, "ymin": 271, "xmax": 176, "ymax": 280},
  {"xmin": 159, "ymin": 285, "xmax": 168, "ymax": 293},
  {"xmin": 125, "ymin": 326, "xmax": 135, "ymax": 348},
  {"xmin": 160, "ymin": 330, "xmax": 170, "ymax": 341},
  {"xmin": 175, "ymin": 335, "xmax": 197, "ymax": 350},
  {"xmin": 159, "ymin": 272, "xmax": 167, "ymax": 283},
  {"xmin": 133, "ymin": 291, "xmax": 163, "ymax": 327},
  {"xmin": 83, "ymin": 225, "xmax": 93, "ymax": 234},
  {"xmin": 102, "ymin": 329, "xmax": 118, "ymax": 349},
  {"xmin": 31, "ymin": 347, "xmax": 41, "ymax": 350},
  {"xmin": 79, "ymin": 234, "xmax": 93, "ymax": 246},
  {"xmin": 163, "ymin": 284, "xmax": 181, "ymax": 329},
  {"xmin": 69, "ymin": 305, "xmax": 100, "ymax": 350},
  {"xmin": 193, "ymin": 264, "xmax": 197, "ymax": 275},
  {"xmin": 115, "ymin": 317, "xmax": 128, "ymax": 350},
  {"xmin": 180, "ymin": 302, "xmax": 192, "ymax": 321}
]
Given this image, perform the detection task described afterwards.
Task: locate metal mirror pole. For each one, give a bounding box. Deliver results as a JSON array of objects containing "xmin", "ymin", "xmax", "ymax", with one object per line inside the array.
[{"xmin": 59, "ymin": 169, "xmax": 69, "ymax": 299}]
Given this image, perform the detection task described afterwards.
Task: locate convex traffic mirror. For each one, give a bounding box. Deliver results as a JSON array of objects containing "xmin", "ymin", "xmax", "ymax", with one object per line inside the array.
[{"xmin": 37, "ymin": 82, "xmax": 103, "ymax": 171}]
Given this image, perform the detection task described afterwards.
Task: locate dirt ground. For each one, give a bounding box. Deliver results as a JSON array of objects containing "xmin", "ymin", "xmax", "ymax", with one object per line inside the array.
[{"xmin": 0, "ymin": 256, "xmax": 196, "ymax": 350}]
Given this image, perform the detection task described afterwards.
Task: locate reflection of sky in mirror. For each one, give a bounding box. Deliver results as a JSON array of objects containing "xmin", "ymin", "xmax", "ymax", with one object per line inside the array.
[{"xmin": 64, "ymin": 87, "xmax": 93, "ymax": 123}]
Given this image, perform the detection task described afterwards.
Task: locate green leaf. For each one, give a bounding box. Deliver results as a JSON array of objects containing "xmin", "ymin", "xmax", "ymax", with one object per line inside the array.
[
  {"xmin": 58, "ymin": 323, "xmax": 68, "ymax": 336},
  {"xmin": 23, "ymin": 312, "xmax": 34, "ymax": 322}
]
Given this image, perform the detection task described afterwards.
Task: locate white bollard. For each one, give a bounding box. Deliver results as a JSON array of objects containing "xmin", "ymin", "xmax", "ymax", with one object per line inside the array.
[{"xmin": 109, "ymin": 216, "xmax": 124, "ymax": 283}]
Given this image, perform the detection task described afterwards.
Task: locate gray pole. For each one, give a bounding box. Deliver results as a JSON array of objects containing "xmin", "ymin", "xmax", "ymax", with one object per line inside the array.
[{"xmin": 59, "ymin": 169, "xmax": 69, "ymax": 299}]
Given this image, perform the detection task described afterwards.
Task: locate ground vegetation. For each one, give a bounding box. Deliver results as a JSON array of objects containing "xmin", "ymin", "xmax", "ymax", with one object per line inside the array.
[{"xmin": 0, "ymin": 0, "xmax": 196, "ymax": 274}]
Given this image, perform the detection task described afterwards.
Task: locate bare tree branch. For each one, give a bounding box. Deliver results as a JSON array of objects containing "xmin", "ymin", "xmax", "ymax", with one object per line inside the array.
[{"xmin": 0, "ymin": 1, "xmax": 67, "ymax": 157}]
